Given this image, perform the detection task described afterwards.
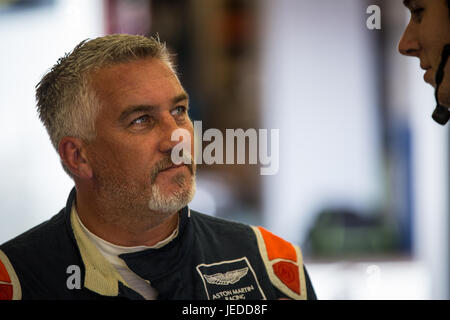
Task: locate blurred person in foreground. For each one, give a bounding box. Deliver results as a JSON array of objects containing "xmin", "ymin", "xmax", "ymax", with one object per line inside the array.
[
  {"xmin": 399, "ymin": 0, "xmax": 450, "ymax": 124},
  {"xmin": 0, "ymin": 34, "xmax": 316, "ymax": 300}
]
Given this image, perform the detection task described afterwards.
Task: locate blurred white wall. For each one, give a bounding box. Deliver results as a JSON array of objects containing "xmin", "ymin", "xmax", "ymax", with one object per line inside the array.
[
  {"xmin": 259, "ymin": 0, "xmax": 383, "ymax": 245},
  {"xmin": 260, "ymin": 0, "xmax": 449, "ymax": 299},
  {"xmin": 308, "ymin": 259, "xmax": 430, "ymax": 300},
  {"xmin": 409, "ymin": 52, "xmax": 450, "ymax": 300},
  {"xmin": 0, "ymin": 0, "xmax": 104, "ymax": 243}
]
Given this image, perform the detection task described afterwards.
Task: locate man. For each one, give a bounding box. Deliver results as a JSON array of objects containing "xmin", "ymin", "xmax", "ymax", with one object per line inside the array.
[
  {"xmin": 0, "ymin": 34, "xmax": 316, "ymax": 300},
  {"xmin": 398, "ymin": 0, "xmax": 450, "ymax": 124}
]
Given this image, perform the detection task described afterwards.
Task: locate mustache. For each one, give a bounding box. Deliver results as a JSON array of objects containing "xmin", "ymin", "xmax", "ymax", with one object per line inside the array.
[{"xmin": 150, "ymin": 155, "xmax": 195, "ymax": 184}]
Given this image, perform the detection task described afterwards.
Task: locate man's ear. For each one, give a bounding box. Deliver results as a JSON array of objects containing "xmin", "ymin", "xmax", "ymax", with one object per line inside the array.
[{"xmin": 58, "ymin": 137, "xmax": 93, "ymax": 179}]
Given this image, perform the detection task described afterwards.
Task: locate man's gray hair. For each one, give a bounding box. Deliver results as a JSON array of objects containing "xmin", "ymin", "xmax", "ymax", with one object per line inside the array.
[{"xmin": 36, "ymin": 34, "xmax": 175, "ymax": 162}]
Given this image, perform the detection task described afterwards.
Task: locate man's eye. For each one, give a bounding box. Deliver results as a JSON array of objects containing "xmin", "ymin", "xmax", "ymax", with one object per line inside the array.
[
  {"xmin": 171, "ymin": 106, "xmax": 187, "ymax": 116},
  {"xmin": 130, "ymin": 115, "xmax": 151, "ymax": 126}
]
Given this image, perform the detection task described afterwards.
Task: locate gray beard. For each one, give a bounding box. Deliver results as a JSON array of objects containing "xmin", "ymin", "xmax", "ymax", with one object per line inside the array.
[
  {"xmin": 148, "ymin": 172, "xmax": 196, "ymax": 214},
  {"xmin": 92, "ymin": 170, "xmax": 196, "ymax": 233},
  {"xmin": 89, "ymin": 149, "xmax": 196, "ymax": 233}
]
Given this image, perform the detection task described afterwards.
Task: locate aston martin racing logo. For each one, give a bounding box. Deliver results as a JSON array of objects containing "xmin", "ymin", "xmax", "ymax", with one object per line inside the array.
[
  {"xmin": 196, "ymin": 258, "xmax": 266, "ymax": 300},
  {"xmin": 203, "ymin": 267, "xmax": 249, "ymax": 285}
]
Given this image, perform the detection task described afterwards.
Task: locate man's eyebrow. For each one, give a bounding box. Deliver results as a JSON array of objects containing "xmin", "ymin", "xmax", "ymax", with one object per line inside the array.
[{"xmin": 173, "ymin": 92, "xmax": 189, "ymax": 105}]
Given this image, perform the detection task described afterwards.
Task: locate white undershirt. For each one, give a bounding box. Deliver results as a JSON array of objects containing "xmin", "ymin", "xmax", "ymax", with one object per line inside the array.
[{"xmin": 75, "ymin": 211, "xmax": 179, "ymax": 300}]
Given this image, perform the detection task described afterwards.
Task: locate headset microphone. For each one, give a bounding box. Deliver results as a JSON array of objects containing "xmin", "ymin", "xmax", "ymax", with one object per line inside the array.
[{"xmin": 431, "ymin": 44, "xmax": 450, "ymax": 125}]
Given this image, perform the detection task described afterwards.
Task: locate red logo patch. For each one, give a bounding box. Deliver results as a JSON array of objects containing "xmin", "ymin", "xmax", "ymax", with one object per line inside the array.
[
  {"xmin": 272, "ymin": 261, "xmax": 300, "ymax": 294},
  {"xmin": 0, "ymin": 284, "xmax": 13, "ymax": 300},
  {"xmin": 0, "ymin": 259, "xmax": 11, "ymax": 283},
  {"xmin": 0, "ymin": 258, "xmax": 13, "ymax": 300}
]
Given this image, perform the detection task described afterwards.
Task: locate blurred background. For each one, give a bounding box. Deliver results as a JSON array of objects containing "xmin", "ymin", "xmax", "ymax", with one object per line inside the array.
[{"xmin": 0, "ymin": 0, "xmax": 449, "ymax": 299}]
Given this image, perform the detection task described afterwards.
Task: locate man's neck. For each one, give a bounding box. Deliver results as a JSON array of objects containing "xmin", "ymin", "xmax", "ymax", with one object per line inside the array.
[{"xmin": 74, "ymin": 187, "xmax": 179, "ymax": 247}]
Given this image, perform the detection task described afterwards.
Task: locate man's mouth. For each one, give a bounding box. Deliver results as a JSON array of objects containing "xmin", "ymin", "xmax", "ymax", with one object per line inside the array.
[
  {"xmin": 160, "ymin": 163, "xmax": 185, "ymax": 172},
  {"xmin": 420, "ymin": 63, "xmax": 431, "ymax": 71},
  {"xmin": 421, "ymin": 65, "xmax": 433, "ymax": 85},
  {"xmin": 150, "ymin": 157, "xmax": 195, "ymax": 184},
  {"xmin": 424, "ymin": 69, "xmax": 432, "ymax": 83}
]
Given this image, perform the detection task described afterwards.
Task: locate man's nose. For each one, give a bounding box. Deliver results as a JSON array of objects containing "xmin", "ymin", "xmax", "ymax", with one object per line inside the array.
[
  {"xmin": 158, "ymin": 114, "xmax": 182, "ymax": 153},
  {"xmin": 398, "ymin": 23, "xmax": 420, "ymax": 57}
]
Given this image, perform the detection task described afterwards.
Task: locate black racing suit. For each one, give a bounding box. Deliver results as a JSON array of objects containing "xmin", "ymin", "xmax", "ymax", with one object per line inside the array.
[{"xmin": 0, "ymin": 188, "xmax": 316, "ymax": 300}]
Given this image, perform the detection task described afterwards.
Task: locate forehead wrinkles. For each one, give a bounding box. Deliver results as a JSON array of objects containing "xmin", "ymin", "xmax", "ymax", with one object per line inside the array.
[{"xmin": 92, "ymin": 61, "xmax": 180, "ymax": 106}]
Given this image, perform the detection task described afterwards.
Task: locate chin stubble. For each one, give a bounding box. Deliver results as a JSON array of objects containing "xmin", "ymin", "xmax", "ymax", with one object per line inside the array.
[{"xmin": 92, "ymin": 154, "xmax": 196, "ymax": 230}]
